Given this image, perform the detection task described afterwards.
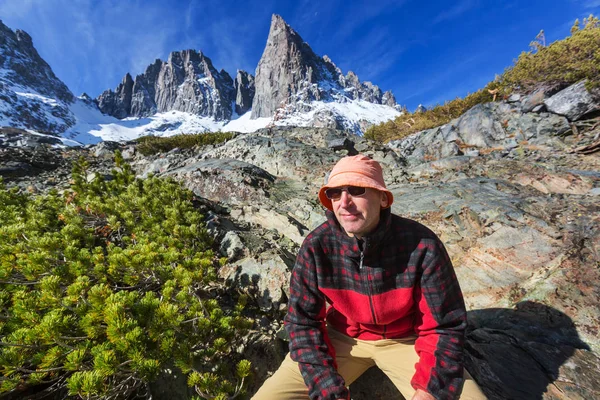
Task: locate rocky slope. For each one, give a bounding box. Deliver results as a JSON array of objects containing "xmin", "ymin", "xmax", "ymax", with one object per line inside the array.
[
  {"xmin": 3, "ymin": 78, "xmax": 599, "ymax": 399},
  {"xmin": 0, "ymin": 20, "xmax": 75, "ymax": 133}
]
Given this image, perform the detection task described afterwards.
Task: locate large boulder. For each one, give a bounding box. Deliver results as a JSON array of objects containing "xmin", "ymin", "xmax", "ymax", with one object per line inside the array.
[
  {"xmin": 161, "ymin": 158, "xmax": 276, "ymax": 206},
  {"xmin": 388, "ymin": 102, "xmax": 572, "ymax": 166},
  {"xmin": 544, "ymin": 80, "xmax": 600, "ymax": 121}
]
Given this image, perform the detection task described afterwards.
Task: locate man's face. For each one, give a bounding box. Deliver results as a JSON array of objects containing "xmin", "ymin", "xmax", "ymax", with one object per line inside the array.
[{"xmin": 331, "ymin": 187, "xmax": 388, "ymax": 239}]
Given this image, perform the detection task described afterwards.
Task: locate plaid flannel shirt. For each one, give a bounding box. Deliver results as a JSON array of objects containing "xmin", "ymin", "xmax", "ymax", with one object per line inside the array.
[{"xmin": 284, "ymin": 208, "xmax": 467, "ymax": 400}]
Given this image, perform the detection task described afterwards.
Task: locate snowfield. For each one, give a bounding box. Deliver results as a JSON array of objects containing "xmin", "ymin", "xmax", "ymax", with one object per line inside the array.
[{"xmin": 58, "ymin": 96, "xmax": 401, "ymax": 146}]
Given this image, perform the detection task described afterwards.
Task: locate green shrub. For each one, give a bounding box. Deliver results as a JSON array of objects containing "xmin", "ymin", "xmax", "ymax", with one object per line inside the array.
[
  {"xmin": 0, "ymin": 153, "xmax": 252, "ymax": 399},
  {"xmin": 136, "ymin": 132, "xmax": 236, "ymax": 156},
  {"xmin": 367, "ymin": 14, "xmax": 600, "ymax": 143},
  {"xmin": 498, "ymin": 14, "xmax": 600, "ymax": 93},
  {"xmin": 365, "ymin": 85, "xmax": 496, "ymax": 142}
]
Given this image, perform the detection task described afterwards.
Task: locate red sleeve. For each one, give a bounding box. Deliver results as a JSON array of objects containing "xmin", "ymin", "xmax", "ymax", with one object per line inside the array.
[
  {"xmin": 284, "ymin": 238, "xmax": 350, "ymax": 400},
  {"xmin": 411, "ymin": 237, "xmax": 467, "ymax": 400}
]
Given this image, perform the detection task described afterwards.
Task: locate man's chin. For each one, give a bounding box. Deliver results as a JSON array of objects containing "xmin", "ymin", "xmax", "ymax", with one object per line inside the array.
[{"xmin": 341, "ymin": 224, "xmax": 362, "ymax": 237}]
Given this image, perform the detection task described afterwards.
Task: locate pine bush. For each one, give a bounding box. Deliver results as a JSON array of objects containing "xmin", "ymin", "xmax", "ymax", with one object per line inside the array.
[
  {"xmin": 499, "ymin": 15, "xmax": 600, "ymax": 93},
  {"xmin": 136, "ymin": 132, "xmax": 236, "ymax": 156},
  {"xmin": 0, "ymin": 153, "xmax": 252, "ymax": 399}
]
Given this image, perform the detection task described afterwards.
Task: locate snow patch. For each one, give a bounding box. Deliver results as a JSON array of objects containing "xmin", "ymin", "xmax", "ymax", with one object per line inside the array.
[
  {"xmin": 57, "ymin": 95, "xmax": 399, "ymax": 146},
  {"xmin": 15, "ymin": 91, "xmax": 60, "ymax": 106},
  {"xmin": 61, "ymin": 98, "xmax": 271, "ymax": 145}
]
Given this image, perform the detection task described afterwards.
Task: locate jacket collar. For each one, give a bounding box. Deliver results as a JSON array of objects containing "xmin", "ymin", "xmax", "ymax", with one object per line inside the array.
[{"xmin": 325, "ymin": 207, "xmax": 392, "ymax": 258}]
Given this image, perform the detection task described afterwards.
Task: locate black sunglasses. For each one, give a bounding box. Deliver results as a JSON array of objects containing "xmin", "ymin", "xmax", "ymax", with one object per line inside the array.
[{"xmin": 324, "ymin": 186, "xmax": 367, "ymax": 200}]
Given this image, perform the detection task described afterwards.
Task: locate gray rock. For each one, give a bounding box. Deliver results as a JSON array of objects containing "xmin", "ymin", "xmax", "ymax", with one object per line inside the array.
[
  {"xmin": 250, "ymin": 15, "xmax": 396, "ymax": 120},
  {"xmin": 161, "ymin": 158, "xmax": 275, "ymax": 206},
  {"xmin": 121, "ymin": 146, "xmax": 136, "ymax": 160},
  {"xmin": 312, "ymin": 109, "xmax": 343, "ymax": 130},
  {"xmin": 0, "ymin": 161, "xmax": 33, "ymax": 177},
  {"xmin": 97, "ymin": 50, "xmax": 235, "ymax": 120},
  {"xmin": 382, "ymin": 90, "xmax": 397, "ymax": 107},
  {"xmin": 456, "ymin": 103, "xmax": 506, "ymax": 147},
  {"xmin": 15, "ymin": 134, "xmax": 62, "ymax": 148},
  {"xmin": 387, "ymin": 102, "xmax": 571, "ymax": 165},
  {"xmin": 137, "ymin": 157, "xmax": 172, "ymax": 178},
  {"xmin": 522, "ymin": 90, "xmax": 547, "ymax": 112},
  {"xmin": 219, "ymin": 231, "xmax": 246, "ymax": 260},
  {"xmin": 507, "ymin": 94, "xmax": 521, "ymax": 103},
  {"xmin": 201, "ymin": 130, "xmax": 339, "ymax": 184},
  {"xmin": 93, "ymin": 141, "xmax": 121, "ymax": 158},
  {"xmin": 96, "ymin": 73, "xmax": 133, "ymax": 119},
  {"xmin": 219, "ymin": 251, "xmax": 292, "ymax": 309},
  {"xmin": 544, "ymin": 80, "xmax": 600, "ymax": 121},
  {"xmin": 234, "ymin": 70, "xmax": 255, "ymax": 116},
  {"xmin": 532, "ymin": 104, "xmax": 546, "ymax": 113},
  {"xmin": 327, "ymin": 137, "xmax": 354, "ymax": 152}
]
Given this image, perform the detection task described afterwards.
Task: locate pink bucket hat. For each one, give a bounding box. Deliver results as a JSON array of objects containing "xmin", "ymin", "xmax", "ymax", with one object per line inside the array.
[{"xmin": 318, "ymin": 155, "xmax": 394, "ymax": 211}]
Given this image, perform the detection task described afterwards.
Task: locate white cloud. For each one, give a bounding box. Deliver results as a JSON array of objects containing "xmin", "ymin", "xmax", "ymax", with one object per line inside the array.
[
  {"xmin": 432, "ymin": 0, "xmax": 478, "ymax": 25},
  {"xmin": 334, "ymin": 25, "xmax": 407, "ymax": 87},
  {"xmin": 0, "ymin": 0, "xmax": 35, "ymax": 19},
  {"xmin": 396, "ymin": 54, "xmax": 484, "ymax": 106},
  {"xmin": 576, "ymin": 0, "xmax": 600, "ymax": 8}
]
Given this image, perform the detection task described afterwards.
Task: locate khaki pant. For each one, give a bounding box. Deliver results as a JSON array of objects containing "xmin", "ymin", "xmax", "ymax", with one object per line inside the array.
[{"xmin": 253, "ymin": 328, "xmax": 486, "ymax": 399}]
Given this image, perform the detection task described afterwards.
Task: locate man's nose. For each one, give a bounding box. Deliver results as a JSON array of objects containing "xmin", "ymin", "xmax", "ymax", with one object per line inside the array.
[{"xmin": 339, "ymin": 190, "xmax": 352, "ymax": 207}]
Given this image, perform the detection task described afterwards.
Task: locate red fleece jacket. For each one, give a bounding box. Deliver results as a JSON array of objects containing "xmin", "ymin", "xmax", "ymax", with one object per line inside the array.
[{"xmin": 284, "ymin": 208, "xmax": 467, "ymax": 400}]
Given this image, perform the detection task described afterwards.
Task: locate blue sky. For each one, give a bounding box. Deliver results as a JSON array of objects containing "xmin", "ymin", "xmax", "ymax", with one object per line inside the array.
[{"xmin": 1, "ymin": 0, "xmax": 599, "ymax": 112}]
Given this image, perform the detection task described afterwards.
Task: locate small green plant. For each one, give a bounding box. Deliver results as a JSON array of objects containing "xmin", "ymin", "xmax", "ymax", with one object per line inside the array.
[
  {"xmin": 136, "ymin": 132, "xmax": 236, "ymax": 156},
  {"xmin": 0, "ymin": 153, "xmax": 252, "ymax": 399}
]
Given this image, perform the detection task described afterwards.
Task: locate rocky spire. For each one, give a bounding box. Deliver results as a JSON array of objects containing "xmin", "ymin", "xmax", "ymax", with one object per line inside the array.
[
  {"xmin": 251, "ymin": 14, "xmax": 397, "ymax": 119},
  {"xmin": 96, "ymin": 73, "xmax": 133, "ymax": 119},
  {"xmin": 234, "ymin": 70, "xmax": 255, "ymax": 115},
  {"xmin": 382, "ymin": 91, "xmax": 397, "ymax": 107},
  {"xmin": 97, "ymin": 50, "xmax": 236, "ymax": 120},
  {"xmin": 251, "ymin": 14, "xmax": 334, "ymax": 118}
]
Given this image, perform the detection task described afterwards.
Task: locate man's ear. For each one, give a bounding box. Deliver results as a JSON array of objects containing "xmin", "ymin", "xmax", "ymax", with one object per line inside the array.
[{"xmin": 380, "ymin": 192, "xmax": 389, "ymax": 208}]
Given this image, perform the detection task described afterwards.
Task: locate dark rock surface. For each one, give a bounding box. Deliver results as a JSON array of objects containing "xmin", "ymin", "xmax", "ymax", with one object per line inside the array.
[
  {"xmin": 95, "ymin": 73, "xmax": 134, "ymax": 119},
  {"xmin": 234, "ymin": 70, "xmax": 255, "ymax": 115}
]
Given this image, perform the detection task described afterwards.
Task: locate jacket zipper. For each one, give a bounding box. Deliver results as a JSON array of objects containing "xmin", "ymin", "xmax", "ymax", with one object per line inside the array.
[{"xmin": 360, "ymin": 251, "xmax": 378, "ymax": 326}]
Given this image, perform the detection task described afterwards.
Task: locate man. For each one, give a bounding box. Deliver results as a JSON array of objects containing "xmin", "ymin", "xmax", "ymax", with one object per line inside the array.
[{"xmin": 253, "ymin": 155, "xmax": 485, "ymax": 400}]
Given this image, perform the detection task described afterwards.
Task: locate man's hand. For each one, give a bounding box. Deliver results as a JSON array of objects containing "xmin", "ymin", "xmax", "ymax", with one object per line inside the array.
[{"xmin": 411, "ymin": 389, "xmax": 435, "ymax": 400}]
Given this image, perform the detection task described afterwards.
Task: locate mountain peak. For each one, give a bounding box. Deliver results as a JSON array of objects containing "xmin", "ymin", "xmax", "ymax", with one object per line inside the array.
[
  {"xmin": 0, "ymin": 21, "xmax": 75, "ymax": 133},
  {"xmin": 251, "ymin": 14, "xmax": 397, "ymax": 121},
  {"xmin": 251, "ymin": 14, "xmax": 333, "ymax": 118},
  {"xmin": 270, "ymin": 14, "xmax": 287, "ymax": 27},
  {"xmin": 97, "ymin": 49, "xmax": 245, "ymax": 120}
]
